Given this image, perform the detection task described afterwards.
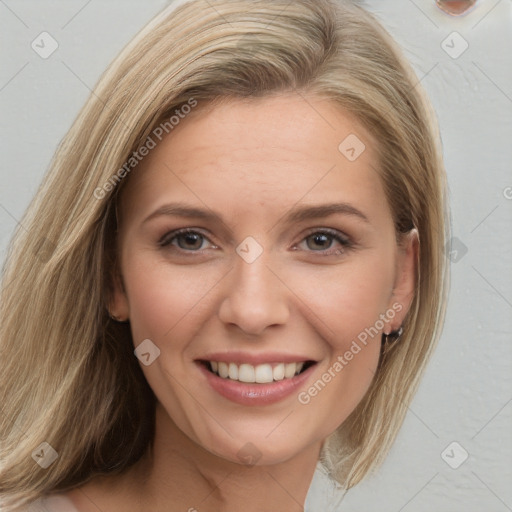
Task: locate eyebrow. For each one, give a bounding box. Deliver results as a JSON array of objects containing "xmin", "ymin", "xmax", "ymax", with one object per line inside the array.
[{"xmin": 142, "ymin": 201, "xmax": 370, "ymax": 229}]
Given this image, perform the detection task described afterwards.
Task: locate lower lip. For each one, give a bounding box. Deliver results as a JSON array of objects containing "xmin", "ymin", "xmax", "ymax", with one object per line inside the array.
[{"xmin": 197, "ymin": 362, "xmax": 316, "ymax": 406}]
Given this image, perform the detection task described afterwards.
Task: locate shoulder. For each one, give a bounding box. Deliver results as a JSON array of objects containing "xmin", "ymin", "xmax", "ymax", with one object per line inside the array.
[{"xmin": 22, "ymin": 494, "xmax": 80, "ymax": 512}]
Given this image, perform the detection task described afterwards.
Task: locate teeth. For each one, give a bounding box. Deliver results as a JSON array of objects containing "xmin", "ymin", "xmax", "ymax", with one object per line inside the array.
[
  {"xmin": 284, "ymin": 362, "xmax": 296, "ymax": 378},
  {"xmin": 273, "ymin": 363, "xmax": 285, "ymax": 381},
  {"xmin": 228, "ymin": 362, "xmax": 238, "ymax": 380},
  {"xmin": 208, "ymin": 361, "xmax": 307, "ymax": 383},
  {"xmin": 239, "ymin": 363, "xmax": 255, "ymax": 383},
  {"xmin": 218, "ymin": 362, "xmax": 229, "ymax": 378},
  {"xmin": 255, "ymin": 364, "xmax": 273, "ymax": 383}
]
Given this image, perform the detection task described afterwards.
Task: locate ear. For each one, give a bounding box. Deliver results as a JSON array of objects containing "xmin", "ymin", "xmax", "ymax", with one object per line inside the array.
[
  {"xmin": 385, "ymin": 229, "xmax": 419, "ymax": 333},
  {"xmin": 109, "ymin": 262, "xmax": 130, "ymax": 321}
]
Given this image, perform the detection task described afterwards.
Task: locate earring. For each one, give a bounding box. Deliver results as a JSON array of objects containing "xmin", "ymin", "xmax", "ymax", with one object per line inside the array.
[{"xmin": 382, "ymin": 326, "xmax": 403, "ymax": 344}]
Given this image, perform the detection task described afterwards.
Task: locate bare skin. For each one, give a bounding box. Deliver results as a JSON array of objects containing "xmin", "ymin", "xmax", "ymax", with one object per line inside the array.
[{"xmin": 64, "ymin": 92, "xmax": 417, "ymax": 512}]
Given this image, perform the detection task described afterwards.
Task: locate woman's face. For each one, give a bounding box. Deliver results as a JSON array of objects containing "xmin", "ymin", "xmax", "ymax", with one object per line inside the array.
[{"xmin": 113, "ymin": 93, "xmax": 416, "ymax": 466}]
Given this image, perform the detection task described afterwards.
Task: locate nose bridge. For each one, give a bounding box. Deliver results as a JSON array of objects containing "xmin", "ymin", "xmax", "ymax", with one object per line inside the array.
[
  {"xmin": 235, "ymin": 251, "xmax": 275, "ymax": 298},
  {"xmin": 218, "ymin": 245, "xmax": 289, "ymax": 335}
]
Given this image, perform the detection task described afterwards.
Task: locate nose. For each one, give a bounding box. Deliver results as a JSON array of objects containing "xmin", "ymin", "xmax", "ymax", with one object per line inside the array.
[{"xmin": 218, "ymin": 250, "xmax": 290, "ymax": 336}]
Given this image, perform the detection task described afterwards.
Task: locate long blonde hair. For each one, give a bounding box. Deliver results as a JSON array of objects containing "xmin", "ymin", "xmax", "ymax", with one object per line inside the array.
[{"xmin": 0, "ymin": 0, "xmax": 449, "ymax": 508}]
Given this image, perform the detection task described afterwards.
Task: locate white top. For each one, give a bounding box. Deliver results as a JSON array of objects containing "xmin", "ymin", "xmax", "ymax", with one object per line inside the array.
[{"xmin": 22, "ymin": 494, "xmax": 79, "ymax": 512}]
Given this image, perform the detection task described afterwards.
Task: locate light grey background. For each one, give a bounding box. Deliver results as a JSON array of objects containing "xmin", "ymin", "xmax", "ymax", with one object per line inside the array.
[{"xmin": 1, "ymin": 1, "xmax": 511, "ymax": 510}]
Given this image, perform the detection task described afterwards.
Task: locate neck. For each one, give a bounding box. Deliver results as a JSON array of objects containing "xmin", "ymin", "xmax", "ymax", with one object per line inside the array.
[{"xmin": 121, "ymin": 402, "xmax": 322, "ymax": 512}]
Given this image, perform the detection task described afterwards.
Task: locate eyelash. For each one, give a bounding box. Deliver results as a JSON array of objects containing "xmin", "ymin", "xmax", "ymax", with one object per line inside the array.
[{"xmin": 158, "ymin": 228, "xmax": 353, "ymax": 257}]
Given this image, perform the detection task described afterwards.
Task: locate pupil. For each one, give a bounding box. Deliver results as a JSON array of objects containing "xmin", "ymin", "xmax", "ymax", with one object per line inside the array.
[
  {"xmin": 182, "ymin": 233, "xmax": 201, "ymax": 249},
  {"xmin": 310, "ymin": 233, "xmax": 330, "ymax": 250}
]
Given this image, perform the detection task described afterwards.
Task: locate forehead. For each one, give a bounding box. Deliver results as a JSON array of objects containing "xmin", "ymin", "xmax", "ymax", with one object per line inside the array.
[{"xmin": 118, "ymin": 93, "xmax": 389, "ymax": 227}]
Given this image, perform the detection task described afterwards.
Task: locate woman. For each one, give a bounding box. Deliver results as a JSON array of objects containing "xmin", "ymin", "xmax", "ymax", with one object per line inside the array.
[{"xmin": 0, "ymin": 0, "xmax": 449, "ymax": 510}]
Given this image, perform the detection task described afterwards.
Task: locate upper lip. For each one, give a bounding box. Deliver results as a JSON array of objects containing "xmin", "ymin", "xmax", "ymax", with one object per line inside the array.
[{"xmin": 196, "ymin": 351, "xmax": 317, "ymax": 366}]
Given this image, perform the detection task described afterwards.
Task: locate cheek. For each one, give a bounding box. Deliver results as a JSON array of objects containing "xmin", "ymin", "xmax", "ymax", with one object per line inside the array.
[
  {"xmin": 122, "ymin": 253, "xmax": 222, "ymax": 347},
  {"xmin": 290, "ymin": 253, "xmax": 395, "ymax": 349},
  {"xmin": 289, "ymin": 255, "xmax": 394, "ymax": 419}
]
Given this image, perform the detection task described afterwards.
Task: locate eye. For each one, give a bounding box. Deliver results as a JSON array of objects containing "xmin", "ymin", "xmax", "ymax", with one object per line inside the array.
[
  {"xmin": 158, "ymin": 227, "xmax": 353, "ymax": 256},
  {"xmin": 297, "ymin": 229, "xmax": 353, "ymax": 256},
  {"xmin": 159, "ymin": 229, "xmax": 215, "ymax": 252}
]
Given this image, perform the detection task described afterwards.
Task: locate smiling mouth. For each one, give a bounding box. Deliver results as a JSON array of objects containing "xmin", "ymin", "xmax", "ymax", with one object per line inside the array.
[{"xmin": 199, "ymin": 360, "xmax": 316, "ymax": 383}]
